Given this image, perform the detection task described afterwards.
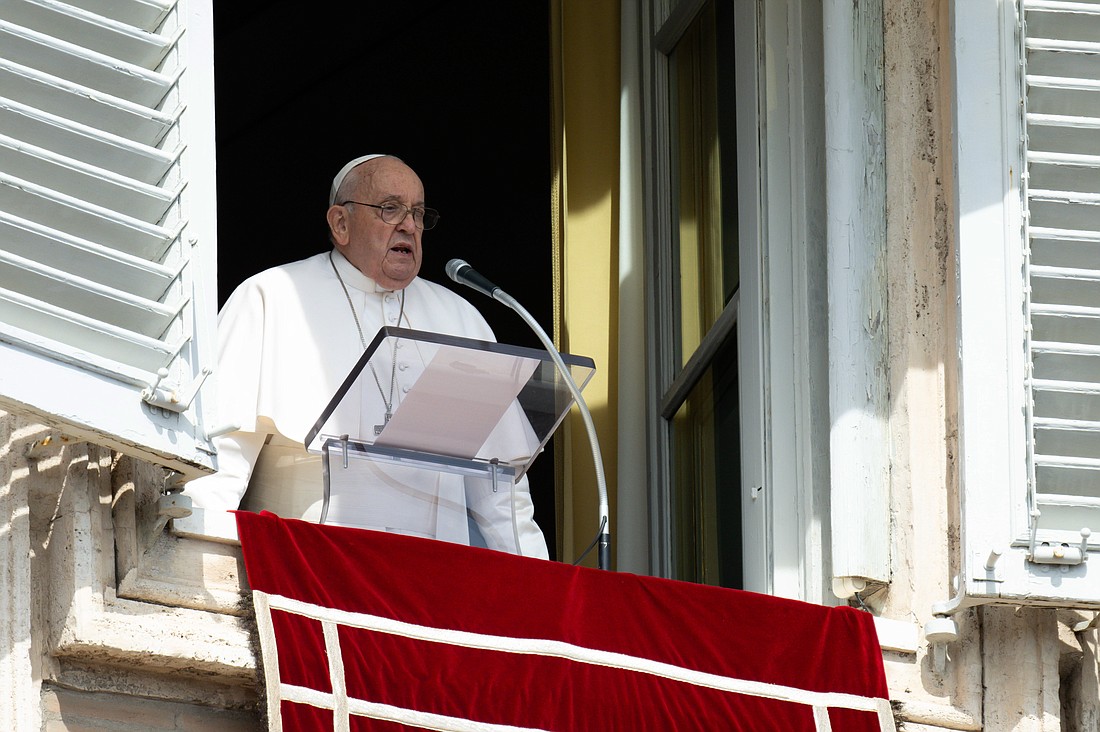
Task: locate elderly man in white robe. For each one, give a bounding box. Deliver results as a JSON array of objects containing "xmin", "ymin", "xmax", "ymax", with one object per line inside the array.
[{"xmin": 182, "ymin": 154, "xmax": 549, "ymax": 559}]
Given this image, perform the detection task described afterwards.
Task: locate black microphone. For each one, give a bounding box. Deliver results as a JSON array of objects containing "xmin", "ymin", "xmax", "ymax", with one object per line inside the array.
[{"xmin": 445, "ymin": 258, "xmax": 502, "ymax": 300}]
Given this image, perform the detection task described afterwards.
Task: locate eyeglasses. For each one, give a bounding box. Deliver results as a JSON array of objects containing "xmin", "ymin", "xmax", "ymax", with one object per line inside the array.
[{"xmin": 339, "ymin": 200, "xmax": 440, "ymax": 230}]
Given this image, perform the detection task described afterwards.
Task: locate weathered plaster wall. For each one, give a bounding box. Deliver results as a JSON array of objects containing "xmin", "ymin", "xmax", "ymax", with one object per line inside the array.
[{"xmin": 877, "ymin": 0, "xmax": 984, "ymax": 727}]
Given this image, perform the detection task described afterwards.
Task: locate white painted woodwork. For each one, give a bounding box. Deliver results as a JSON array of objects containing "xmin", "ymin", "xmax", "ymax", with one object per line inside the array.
[
  {"xmin": 1023, "ymin": 0, "xmax": 1100, "ymax": 554},
  {"xmin": 823, "ymin": 0, "xmax": 891, "ymax": 587},
  {"xmin": 0, "ymin": 0, "xmax": 219, "ymax": 476},
  {"xmin": 955, "ymin": 0, "xmax": 1100, "ymax": 604},
  {"xmin": 758, "ymin": 0, "xmax": 831, "ymax": 603},
  {"xmin": 728, "ymin": 0, "xmax": 768, "ymax": 596}
]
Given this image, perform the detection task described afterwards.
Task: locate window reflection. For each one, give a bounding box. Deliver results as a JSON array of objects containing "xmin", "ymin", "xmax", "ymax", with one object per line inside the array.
[
  {"xmin": 670, "ymin": 329, "xmax": 741, "ymax": 587},
  {"xmin": 671, "ymin": 0, "xmax": 739, "ymax": 369}
]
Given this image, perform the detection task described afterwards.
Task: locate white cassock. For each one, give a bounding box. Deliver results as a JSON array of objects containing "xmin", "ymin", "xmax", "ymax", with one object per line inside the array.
[{"xmin": 182, "ymin": 248, "xmax": 549, "ymax": 559}]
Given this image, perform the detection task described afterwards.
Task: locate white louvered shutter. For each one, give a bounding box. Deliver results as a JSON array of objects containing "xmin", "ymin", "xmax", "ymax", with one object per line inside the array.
[
  {"xmin": 955, "ymin": 0, "xmax": 1100, "ymax": 604},
  {"xmin": 1023, "ymin": 1, "xmax": 1100, "ymax": 569},
  {"xmin": 0, "ymin": 0, "xmax": 219, "ymax": 476}
]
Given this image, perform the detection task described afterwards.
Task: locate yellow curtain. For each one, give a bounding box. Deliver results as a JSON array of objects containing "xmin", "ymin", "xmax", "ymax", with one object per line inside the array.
[{"xmin": 550, "ymin": 0, "xmax": 621, "ymax": 566}]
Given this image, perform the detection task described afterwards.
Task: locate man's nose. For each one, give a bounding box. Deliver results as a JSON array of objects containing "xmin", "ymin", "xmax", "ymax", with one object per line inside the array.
[{"xmin": 395, "ymin": 209, "xmax": 417, "ymax": 232}]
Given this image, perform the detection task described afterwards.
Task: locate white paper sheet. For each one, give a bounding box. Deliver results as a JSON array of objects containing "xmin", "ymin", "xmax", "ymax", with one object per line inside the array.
[{"xmin": 374, "ymin": 345, "xmax": 539, "ymax": 458}]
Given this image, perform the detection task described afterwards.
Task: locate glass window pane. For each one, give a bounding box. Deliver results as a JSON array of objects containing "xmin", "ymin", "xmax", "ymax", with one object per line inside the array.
[
  {"xmin": 669, "ymin": 330, "xmax": 742, "ymax": 588},
  {"xmin": 670, "ymin": 0, "xmax": 739, "ymax": 368}
]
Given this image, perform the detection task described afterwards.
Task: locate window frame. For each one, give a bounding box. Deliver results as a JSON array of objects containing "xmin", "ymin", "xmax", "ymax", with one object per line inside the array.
[{"xmin": 641, "ymin": 0, "xmax": 829, "ymax": 600}]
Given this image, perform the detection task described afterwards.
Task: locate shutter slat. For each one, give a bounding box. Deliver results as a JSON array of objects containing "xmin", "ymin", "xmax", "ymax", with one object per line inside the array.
[
  {"xmin": 3, "ymin": 0, "xmax": 181, "ymax": 68},
  {"xmin": 1024, "ymin": 0, "xmax": 1100, "ymax": 13},
  {"xmin": 0, "ymin": 212, "xmax": 177, "ymax": 299},
  {"xmin": 1028, "ymin": 38, "xmax": 1100, "ymax": 54},
  {"xmin": 1032, "ymin": 304, "xmax": 1100, "ymax": 317},
  {"xmin": 1035, "ymin": 416, "xmax": 1100, "ymax": 429},
  {"xmin": 1031, "ymin": 226, "xmax": 1100, "ymax": 240},
  {"xmin": 61, "ymin": 0, "xmax": 172, "ymax": 32},
  {"xmin": 0, "ymin": 289, "xmax": 179, "ymax": 376},
  {"xmin": 0, "ymin": 135, "xmax": 178, "ymax": 221},
  {"xmin": 1033, "ymin": 340, "xmax": 1100, "ymax": 352},
  {"xmin": 0, "ymin": 58, "xmax": 176, "ymax": 145},
  {"xmin": 1029, "ymin": 150, "xmax": 1100, "ymax": 166},
  {"xmin": 1034, "ymin": 490, "xmax": 1100, "ymax": 508},
  {"xmin": 1031, "ymin": 188, "xmax": 1100, "ymax": 203},
  {"xmin": 1031, "ymin": 276, "xmax": 1100, "ymax": 308},
  {"xmin": 1033, "ymin": 351, "xmax": 1100, "ymax": 391},
  {"xmin": 1029, "ymin": 112, "xmax": 1100, "ymax": 126},
  {"xmin": 0, "ymin": 249, "xmax": 180, "ymax": 337},
  {"xmin": 1031, "ymin": 503, "xmax": 1100, "ymax": 534},
  {"xmin": 0, "ymin": 19, "xmax": 177, "ymax": 106},
  {"xmin": 1033, "ymin": 319, "xmax": 1100, "ymax": 346},
  {"xmin": 1032, "ymin": 264, "xmax": 1100, "ymax": 279},
  {"xmin": 0, "ymin": 174, "xmax": 176, "ymax": 260},
  {"xmin": 1033, "ymin": 377, "xmax": 1100, "ymax": 392},
  {"xmin": 0, "ymin": 98, "xmax": 177, "ymax": 183},
  {"xmin": 1028, "ymin": 75, "xmax": 1100, "ymax": 92}
]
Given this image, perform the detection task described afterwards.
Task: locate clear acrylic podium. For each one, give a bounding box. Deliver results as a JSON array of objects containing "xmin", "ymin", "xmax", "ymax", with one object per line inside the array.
[{"xmin": 304, "ymin": 327, "xmax": 595, "ymax": 550}]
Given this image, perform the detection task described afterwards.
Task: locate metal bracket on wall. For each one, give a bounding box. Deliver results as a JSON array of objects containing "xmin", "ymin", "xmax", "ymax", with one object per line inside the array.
[{"xmin": 926, "ymin": 584, "xmax": 992, "ymax": 675}]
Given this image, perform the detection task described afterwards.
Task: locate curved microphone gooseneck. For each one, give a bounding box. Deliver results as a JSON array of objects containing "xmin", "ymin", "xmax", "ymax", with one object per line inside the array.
[{"xmin": 445, "ymin": 259, "xmax": 611, "ymax": 570}]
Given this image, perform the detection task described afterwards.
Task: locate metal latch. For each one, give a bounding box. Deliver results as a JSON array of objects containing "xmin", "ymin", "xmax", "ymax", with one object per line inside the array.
[
  {"xmin": 142, "ymin": 367, "xmax": 212, "ymax": 413},
  {"xmin": 1029, "ymin": 525, "xmax": 1091, "ymax": 566}
]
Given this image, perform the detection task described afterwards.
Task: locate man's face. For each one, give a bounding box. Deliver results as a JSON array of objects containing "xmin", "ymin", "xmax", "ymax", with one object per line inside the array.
[{"xmin": 328, "ymin": 158, "xmax": 424, "ymax": 290}]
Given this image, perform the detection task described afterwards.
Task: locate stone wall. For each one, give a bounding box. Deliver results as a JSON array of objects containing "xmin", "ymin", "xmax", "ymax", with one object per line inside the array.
[
  {"xmin": 42, "ymin": 685, "xmax": 258, "ymax": 731},
  {"xmin": 0, "ymin": 411, "xmax": 261, "ymax": 730}
]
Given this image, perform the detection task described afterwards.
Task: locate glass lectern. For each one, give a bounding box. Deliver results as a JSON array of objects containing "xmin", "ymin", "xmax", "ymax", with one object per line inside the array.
[{"xmin": 304, "ymin": 327, "xmax": 595, "ymax": 551}]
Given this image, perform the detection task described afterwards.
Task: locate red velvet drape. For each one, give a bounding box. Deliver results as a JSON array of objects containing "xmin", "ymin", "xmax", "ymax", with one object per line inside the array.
[{"xmin": 237, "ymin": 511, "xmax": 891, "ymax": 731}]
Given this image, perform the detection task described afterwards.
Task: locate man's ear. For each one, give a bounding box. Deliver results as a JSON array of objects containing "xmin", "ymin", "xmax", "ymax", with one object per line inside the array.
[{"xmin": 326, "ymin": 204, "xmax": 350, "ymax": 246}]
